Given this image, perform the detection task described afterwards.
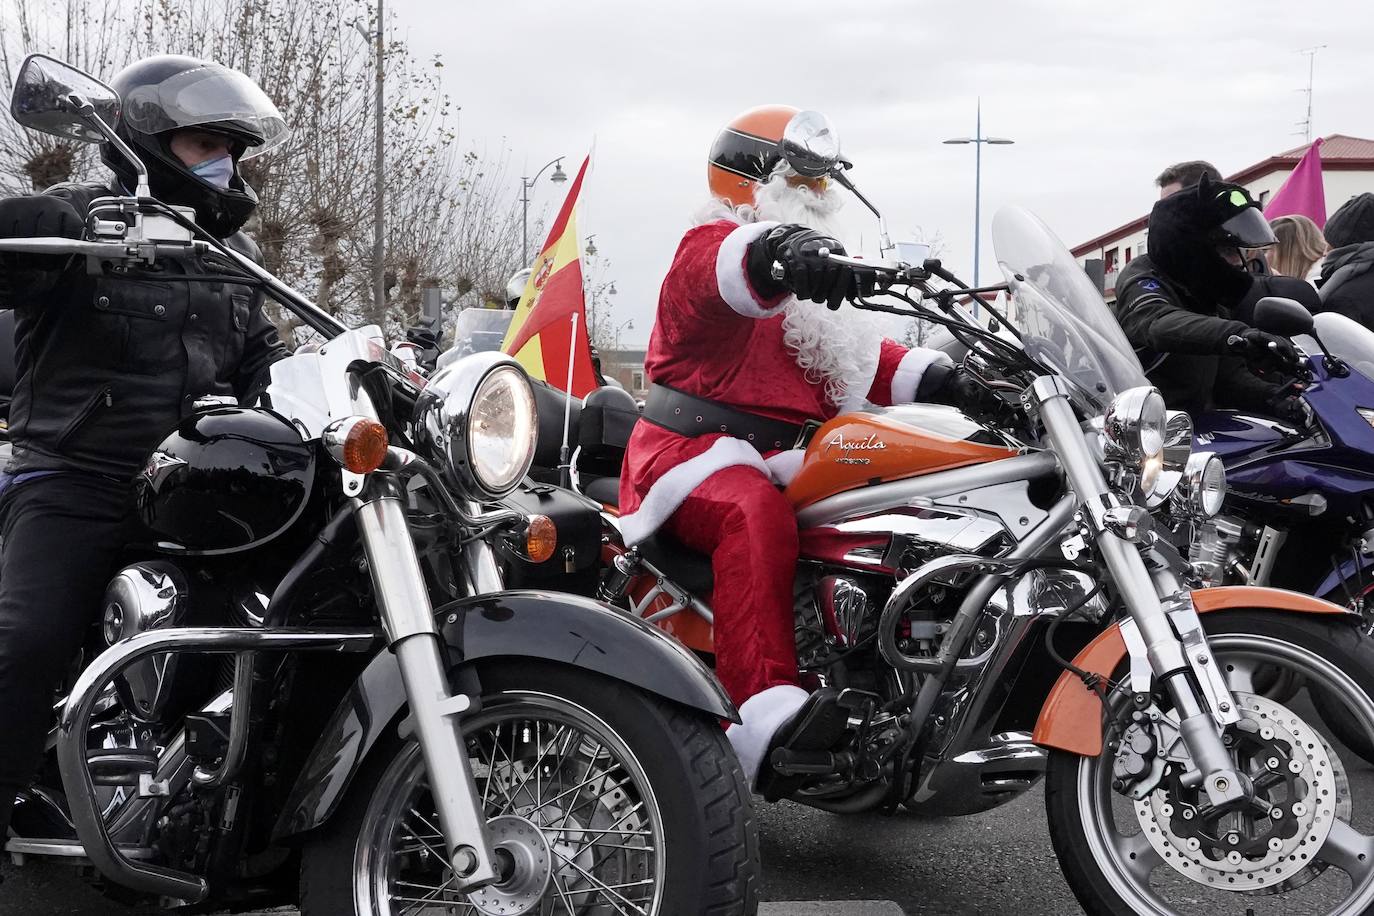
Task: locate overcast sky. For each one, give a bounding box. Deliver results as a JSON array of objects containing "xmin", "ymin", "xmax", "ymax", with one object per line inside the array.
[{"xmin": 393, "ymin": 0, "xmax": 1374, "ymax": 347}]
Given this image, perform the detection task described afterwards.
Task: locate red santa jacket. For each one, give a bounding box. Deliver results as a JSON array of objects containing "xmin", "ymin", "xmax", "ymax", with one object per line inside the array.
[{"xmin": 616, "ymin": 218, "xmax": 951, "ymax": 545}]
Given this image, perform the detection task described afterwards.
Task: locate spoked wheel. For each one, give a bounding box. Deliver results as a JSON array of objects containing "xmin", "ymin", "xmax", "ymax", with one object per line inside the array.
[
  {"xmin": 1046, "ymin": 611, "xmax": 1374, "ymax": 916},
  {"xmin": 301, "ymin": 661, "xmax": 758, "ymax": 915}
]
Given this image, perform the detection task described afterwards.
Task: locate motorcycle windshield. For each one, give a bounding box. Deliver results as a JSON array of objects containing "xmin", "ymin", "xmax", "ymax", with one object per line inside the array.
[
  {"xmin": 1311, "ymin": 311, "xmax": 1374, "ymax": 379},
  {"xmin": 453, "ymin": 309, "xmax": 515, "ymax": 354},
  {"xmin": 992, "ymin": 207, "xmax": 1149, "ymax": 414}
]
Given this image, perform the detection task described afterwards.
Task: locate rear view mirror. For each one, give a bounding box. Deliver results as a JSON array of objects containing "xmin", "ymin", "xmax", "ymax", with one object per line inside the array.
[
  {"xmin": 10, "ymin": 54, "xmax": 120, "ymax": 143},
  {"xmin": 779, "ymin": 110, "xmax": 841, "ymax": 178},
  {"xmin": 1252, "ymin": 296, "xmax": 1314, "ymax": 337}
]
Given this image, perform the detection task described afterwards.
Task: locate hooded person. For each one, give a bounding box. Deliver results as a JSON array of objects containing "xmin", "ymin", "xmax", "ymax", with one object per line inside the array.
[
  {"xmin": 617, "ymin": 105, "xmax": 994, "ymax": 795},
  {"xmin": 1318, "ymin": 193, "xmax": 1374, "ymax": 328},
  {"xmin": 1111, "ymin": 176, "xmax": 1304, "ymax": 422},
  {"xmin": 0, "ymin": 54, "xmax": 288, "ymax": 839}
]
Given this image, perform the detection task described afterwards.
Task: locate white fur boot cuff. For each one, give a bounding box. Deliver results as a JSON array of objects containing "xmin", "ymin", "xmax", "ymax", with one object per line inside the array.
[{"xmin": 724, "ymin": 684, "xmax": 809, "ymax": 790}]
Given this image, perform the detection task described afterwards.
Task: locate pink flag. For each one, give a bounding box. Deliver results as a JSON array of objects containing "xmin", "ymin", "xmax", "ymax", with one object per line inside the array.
[{"xmin": 1263, "ymin": 138, "xmax": 1326, "ymax": 228}]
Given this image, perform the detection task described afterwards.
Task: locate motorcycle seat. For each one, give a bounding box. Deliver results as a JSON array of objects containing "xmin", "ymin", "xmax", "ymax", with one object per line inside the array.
[
  {"xmin": 582, "ymin": 476, "xmax": 621, "ymax": 507},
  {"xmin": 638, "ymin": 532, "xmax": 714, "ymax": 599}
]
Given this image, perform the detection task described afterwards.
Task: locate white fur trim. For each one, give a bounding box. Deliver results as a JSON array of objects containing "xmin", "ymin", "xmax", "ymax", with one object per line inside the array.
[
  {"xmin": 715, "ymin": 220, "xmax": 786, "ymax": 318},
  {"xmin": 725, "ymin": 684, "xmax": 809, "ymax": 790},
  {"xmin": 764, "ymin": 448, "xmax": 806, "ymax": 487},
  {"xmin": 618, "ymin": 437, "xmax": 768, "ymax": 546},
  {"xmin": 835, "ymin": 345, "xmax": 883, "ymax": 414},
  {"xmin": 890, "ymin": 348, "xmax": 954, "ymax": 403}
]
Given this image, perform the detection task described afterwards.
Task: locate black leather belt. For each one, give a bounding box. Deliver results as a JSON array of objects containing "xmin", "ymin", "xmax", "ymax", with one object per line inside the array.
[{"xmin": 642, "ymin": 384, "xmax": 807, "ymax": 452}]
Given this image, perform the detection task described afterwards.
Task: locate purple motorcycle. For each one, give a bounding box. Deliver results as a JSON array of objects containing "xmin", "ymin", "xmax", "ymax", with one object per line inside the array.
[{"xmin": 1180, "ymin": 296, "xmax": 1374, "ymax": 757}]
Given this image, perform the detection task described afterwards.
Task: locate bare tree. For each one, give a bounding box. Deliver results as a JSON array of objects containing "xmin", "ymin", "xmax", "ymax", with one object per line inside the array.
[{"xmin": 0, "ymin": 0, "xmax": 533, "ymax": 347}]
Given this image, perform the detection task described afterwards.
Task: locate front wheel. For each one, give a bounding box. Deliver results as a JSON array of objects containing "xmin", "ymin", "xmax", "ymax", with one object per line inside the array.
[
  {"xmin": 1046, "ymin": 611, "xmax": 1374, "ymax": 916},
  {"xmin": 300, "ymin": 659, "xmax": 759, "ymax": 915}
]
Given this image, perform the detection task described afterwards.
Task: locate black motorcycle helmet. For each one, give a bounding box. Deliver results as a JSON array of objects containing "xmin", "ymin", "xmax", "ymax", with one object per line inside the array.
[
  {"xmin": 1147, "ymin": 175, "xmax": 1276, "ymax": 307},
  {"xmin": 101, "ymin": 55, "xmax": 288, "ymax": 237}
]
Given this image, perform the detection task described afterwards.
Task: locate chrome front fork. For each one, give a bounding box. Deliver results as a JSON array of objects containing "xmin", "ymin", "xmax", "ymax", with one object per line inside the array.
[
  {"xmin": 1029, "ymin": 377, "xmax": 1246, "ymax": 807},
  {"xmin": 354, "ymin": 484, "xmax": 500, "ymax": 890}
]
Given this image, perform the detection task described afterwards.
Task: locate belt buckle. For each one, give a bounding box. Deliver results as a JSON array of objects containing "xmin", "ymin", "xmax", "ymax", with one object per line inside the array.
[{"xmin": 794, "ymin": 419, "xmax": 823, "ymax": 450}]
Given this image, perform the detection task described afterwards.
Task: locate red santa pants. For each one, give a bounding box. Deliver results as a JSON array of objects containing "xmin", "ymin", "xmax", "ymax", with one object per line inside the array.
[{"xmin": 663, "ymin": 464, "xmax": 800, "ymax": 707}]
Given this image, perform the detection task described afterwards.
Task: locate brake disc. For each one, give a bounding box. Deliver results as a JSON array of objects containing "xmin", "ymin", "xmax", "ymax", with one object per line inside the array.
[{"xmin": 1132, "ymin": 692, "xmax": 1347, "ymax": 892}]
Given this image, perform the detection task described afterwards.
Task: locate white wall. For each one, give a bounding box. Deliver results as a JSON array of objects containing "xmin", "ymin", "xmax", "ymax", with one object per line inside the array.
[{"xmin": 1076, "ymin": 166, "xmax": 1374, "ymax": 300}]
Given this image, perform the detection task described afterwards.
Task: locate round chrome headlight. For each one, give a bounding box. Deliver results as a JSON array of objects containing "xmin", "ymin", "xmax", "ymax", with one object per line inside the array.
[
  {"xmin": 1173, "ymin": 451, "xmax": 1226, "ymax": 518},
  {"xmin": 1145, "ymin": 410, "xmax": 1194, "ymax": 507},
  {"xmin": 1103, "ymin": 386, "xmax": 1167, "ymax": 492},
  {"xmin": 413, "ymin": 352, "xmax": 537, "ymax": 499}
]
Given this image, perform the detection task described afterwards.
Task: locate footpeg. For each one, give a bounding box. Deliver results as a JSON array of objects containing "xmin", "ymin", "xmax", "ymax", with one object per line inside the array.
[
  {"xmin": 770, "ymin": 748, "xmax": 855, "ymax": 776},
  {"xmin": 86, "ymin": 749, "xmax": 157, "ymax": 786}
]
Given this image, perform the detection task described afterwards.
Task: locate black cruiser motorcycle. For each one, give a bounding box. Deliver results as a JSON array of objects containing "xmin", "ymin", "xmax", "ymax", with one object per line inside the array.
[
  {"xmin": 511, "ymin": 110, "xmax": 1374, "ymax": 916},
  {"xmin": 1, "ymin": 55, "xmax": 756, "ymax": 915}
]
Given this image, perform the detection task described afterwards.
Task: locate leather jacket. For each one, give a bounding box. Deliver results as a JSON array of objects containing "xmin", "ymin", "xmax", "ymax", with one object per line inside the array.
[
  {"xmin": 2, "ymin": 182, "xmax": 287, "ymax": 479},
  {"xmin": 1112, "ymin": 255, "xmax": 1280, "ymax": 417}
]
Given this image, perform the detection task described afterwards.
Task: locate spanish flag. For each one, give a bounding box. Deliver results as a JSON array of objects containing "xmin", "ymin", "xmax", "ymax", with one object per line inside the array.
[{"xmin": 501, "ymin": 155, "xmax": 598, "ymax": 398}]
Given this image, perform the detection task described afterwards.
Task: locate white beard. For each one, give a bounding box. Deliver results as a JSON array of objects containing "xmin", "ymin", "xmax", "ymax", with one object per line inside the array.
[{"xmin": 697, "ymin": 172, "xmax": 881, "ymax": 408}]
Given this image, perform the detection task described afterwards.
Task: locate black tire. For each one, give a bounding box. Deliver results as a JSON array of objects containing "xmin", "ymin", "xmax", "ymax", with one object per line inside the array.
[
  {"xmin": 299, "ymin": 659, "xmax": 758, "ymax": 915},
  {"xmin": 1045, "ymin": 610, "xmax": 1374, "ymax": 916},
  {"xmin": 1315, "ymin": 576, "xmax": 1374, "ymax": 765}
]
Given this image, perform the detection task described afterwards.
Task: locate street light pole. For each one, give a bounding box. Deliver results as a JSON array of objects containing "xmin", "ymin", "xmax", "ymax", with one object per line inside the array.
[
  {"xmin": 372, "ymin": 0, "xmax": 385, "ymax": 316},
  {"xmin": 353, "ymin": 8, "xmax": 386, "ymax": 315},
  {"xmin": 942, "ymin": 98, "xmax": 1014, "ymax": 314},
  {"xmin": 520, "ymin": 156, "xmax": 567, "ymax": 263}
]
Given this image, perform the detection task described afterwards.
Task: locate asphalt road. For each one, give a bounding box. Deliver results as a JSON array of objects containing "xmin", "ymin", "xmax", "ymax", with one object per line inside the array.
[
  {"xmin": 4, "ymin": 728, "xmax": 1372, "ymax": 916},
  {"xmin": 0, "ymin": 783, "xmax": 1073, "ymax": 916}
]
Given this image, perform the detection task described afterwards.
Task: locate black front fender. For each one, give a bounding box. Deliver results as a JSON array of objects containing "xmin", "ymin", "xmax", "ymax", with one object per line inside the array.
[{"xmin": 273, "ymin": 590, "xmax": 733, "ymax": 840}]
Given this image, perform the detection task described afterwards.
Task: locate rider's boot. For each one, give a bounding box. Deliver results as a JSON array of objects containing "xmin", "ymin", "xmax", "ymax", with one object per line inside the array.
[{"xmin": 726, "ymin": 685, "xmax": 849, "ymax": 800}]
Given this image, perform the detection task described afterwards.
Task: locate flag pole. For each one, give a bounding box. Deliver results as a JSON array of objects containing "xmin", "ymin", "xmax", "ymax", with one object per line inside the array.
[{"xmin": 558, "ymin": 312, "xmax": 579, "ymax": 488}]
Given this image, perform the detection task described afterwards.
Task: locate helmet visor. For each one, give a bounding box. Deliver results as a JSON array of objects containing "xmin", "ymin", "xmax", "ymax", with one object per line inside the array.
[
  {"xmin": 122, "ymin": 63, "xmax": 288, "ymax": 159},
  {"xmin": 1217, "ymin": 208, "xmax": 1277, "ymax": 248}
]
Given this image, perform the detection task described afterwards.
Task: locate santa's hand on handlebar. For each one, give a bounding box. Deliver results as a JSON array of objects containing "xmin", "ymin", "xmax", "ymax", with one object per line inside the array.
[{"xmin": 748, "ymin": 223, "xmax": 879, "ymax": 310}]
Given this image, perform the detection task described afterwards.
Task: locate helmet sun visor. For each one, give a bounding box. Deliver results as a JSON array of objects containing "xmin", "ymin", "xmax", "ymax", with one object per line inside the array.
[
  {"xmin": 1217, "ymin": 208, "xmax": 1277, "ymax": 249},
  {"xmin": 122, "ymin": 63, "xmax": 288, "ymax": 159}
]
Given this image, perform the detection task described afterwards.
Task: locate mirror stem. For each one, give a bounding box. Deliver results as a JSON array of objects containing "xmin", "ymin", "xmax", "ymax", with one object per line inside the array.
[
  {"xmin": 829, "ymin": 168, "xmax": 891, "ymax": 254},
  {"xmin": 1308, "ymin": 329, "xmax": 1351, "ymax": 378},
  {"xmin": 66, "ymin": 92, "xmax": 151, "ymax": 199}
]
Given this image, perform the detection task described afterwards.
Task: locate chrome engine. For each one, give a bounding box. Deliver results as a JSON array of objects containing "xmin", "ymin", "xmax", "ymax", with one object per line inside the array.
[
  {"xmin": 101, "ymin": 561, "xmax": 189, "ymax": 720},
  {"xmin": 1186, "ymin": 516, "xmax": 1253, "ymax": 586}
]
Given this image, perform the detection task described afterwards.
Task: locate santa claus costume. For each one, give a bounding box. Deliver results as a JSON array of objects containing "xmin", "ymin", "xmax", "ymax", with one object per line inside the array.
[{"xmin": 617, "ymin": 105, "xmax": 954, "ymax": 788}]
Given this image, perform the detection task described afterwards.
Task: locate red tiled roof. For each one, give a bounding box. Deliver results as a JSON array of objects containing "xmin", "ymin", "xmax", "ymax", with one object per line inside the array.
[{"xmin": 1071, "ymin": 134, "xmax": 1374, "ymax": 257}]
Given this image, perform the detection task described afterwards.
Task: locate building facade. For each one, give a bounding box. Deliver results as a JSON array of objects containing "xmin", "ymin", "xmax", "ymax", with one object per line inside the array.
[
  {"xmin": 601, "ymin": 347, "xmax": 648, "ymax": 398},
  {"xmin": 1072, "ymin": 135, "xmax": 1374, "ymax": 302}
]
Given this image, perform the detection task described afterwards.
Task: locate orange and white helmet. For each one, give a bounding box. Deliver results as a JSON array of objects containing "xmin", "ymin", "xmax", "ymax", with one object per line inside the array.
[{"xmin": 707, "ymin": 104, "xmax": 802, "ymax": 208}]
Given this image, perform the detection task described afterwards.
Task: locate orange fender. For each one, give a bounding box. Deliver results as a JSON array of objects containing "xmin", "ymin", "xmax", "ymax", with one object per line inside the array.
[{"xmin": 1031, "ymin": 586, "xmax": 1352, "ymax": 757}]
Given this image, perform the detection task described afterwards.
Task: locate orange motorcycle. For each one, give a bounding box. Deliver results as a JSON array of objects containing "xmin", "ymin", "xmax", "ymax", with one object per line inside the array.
[{"xmin": 507, "ymin": 200, "xmax": 1374, "ymax": 915}]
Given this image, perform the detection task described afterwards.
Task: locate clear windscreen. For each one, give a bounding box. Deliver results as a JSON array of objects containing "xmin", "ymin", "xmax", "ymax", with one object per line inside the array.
[
  {"xmin": 992, "ymin": 206, "xmax": 1149, "ymax": 414},
  {"xmin": 436, "ymin": 309, "xmax": 517, "ymax": 370},
  {"xmin": 1311, "ymin": 311, "xmax": 1374, "ymax": 379}
]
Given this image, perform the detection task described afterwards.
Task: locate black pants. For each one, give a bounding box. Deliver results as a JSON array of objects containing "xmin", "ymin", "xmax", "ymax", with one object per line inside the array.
[{"xmin": 0, "ymin": 473, "xmax": 133, "ymax": 836}]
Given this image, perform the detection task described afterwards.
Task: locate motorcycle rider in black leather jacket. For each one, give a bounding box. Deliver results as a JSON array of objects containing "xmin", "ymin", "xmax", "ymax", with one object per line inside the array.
[
  {"xmin": 1113, "ymin": 176, "xmax": 1305, "ymax": 423},
  {"xmin": 0, "ymin": 55, "xmax": 288, "ymax": 839}
]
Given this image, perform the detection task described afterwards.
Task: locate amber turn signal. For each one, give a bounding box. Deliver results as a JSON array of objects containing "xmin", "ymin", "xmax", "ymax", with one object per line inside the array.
[
  {"xmin": 525, "ymin": 514, "xmax": 558, "ymax": 563},
  {"xmin": 323, "ymin": 416, "xmax": 390, "ymax": 474}
]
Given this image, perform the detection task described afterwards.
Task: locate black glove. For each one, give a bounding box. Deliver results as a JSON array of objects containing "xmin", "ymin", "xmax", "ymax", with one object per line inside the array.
[
  {"xmin": 1230, "ymin": 328, "xmax": 1300, "ymax": 376},
  {"xmin": 919, "ymin": 360, "xmax": 1004, "ymax": 417},
  {"xmin": 0, "ymin": 195, "xmax": 84, "ymax": 301},
  {"xmin": 404, "ymin": 324, "xmax": 441, "ymax": 351},
  {"xmin": 746, "ymin": 223, "xmax": 878, "ymax": 311},
  {"xmin": 1266, "ymin": 391, "xmax": 1311, "ymax": 427},
  {"xmin": 0, "ymin": 195, "xmax": 84, "ymax": 241}
]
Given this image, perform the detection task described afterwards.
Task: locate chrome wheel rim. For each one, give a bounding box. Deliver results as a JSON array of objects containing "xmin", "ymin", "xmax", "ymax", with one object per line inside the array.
[
  {"xmin": 1075, "ymin": 632, "xmax": 1374, "ymax": 915},
  {"xmin": 355, "ymin": 691, "xmax": 666, "ymax": 915}
]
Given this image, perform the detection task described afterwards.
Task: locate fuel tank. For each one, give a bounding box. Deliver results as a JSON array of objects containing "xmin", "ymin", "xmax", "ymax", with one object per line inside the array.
[
  {"xmin": 1194, "ymin": 412, "xmax": 1288, "ymax": 463},
  {"xmin": 784, "ymin": 404, "xmax": 1020, "ymax": 510},
  {"xmin": 133, "ymin": 407, "xmax": 316, "ymax": 555}
]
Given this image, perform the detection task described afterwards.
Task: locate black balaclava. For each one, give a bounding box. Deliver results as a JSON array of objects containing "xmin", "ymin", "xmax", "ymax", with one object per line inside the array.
[{"xmin": 1147, "ymin": 175, "xmax": 1274, "ymax": 309}]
